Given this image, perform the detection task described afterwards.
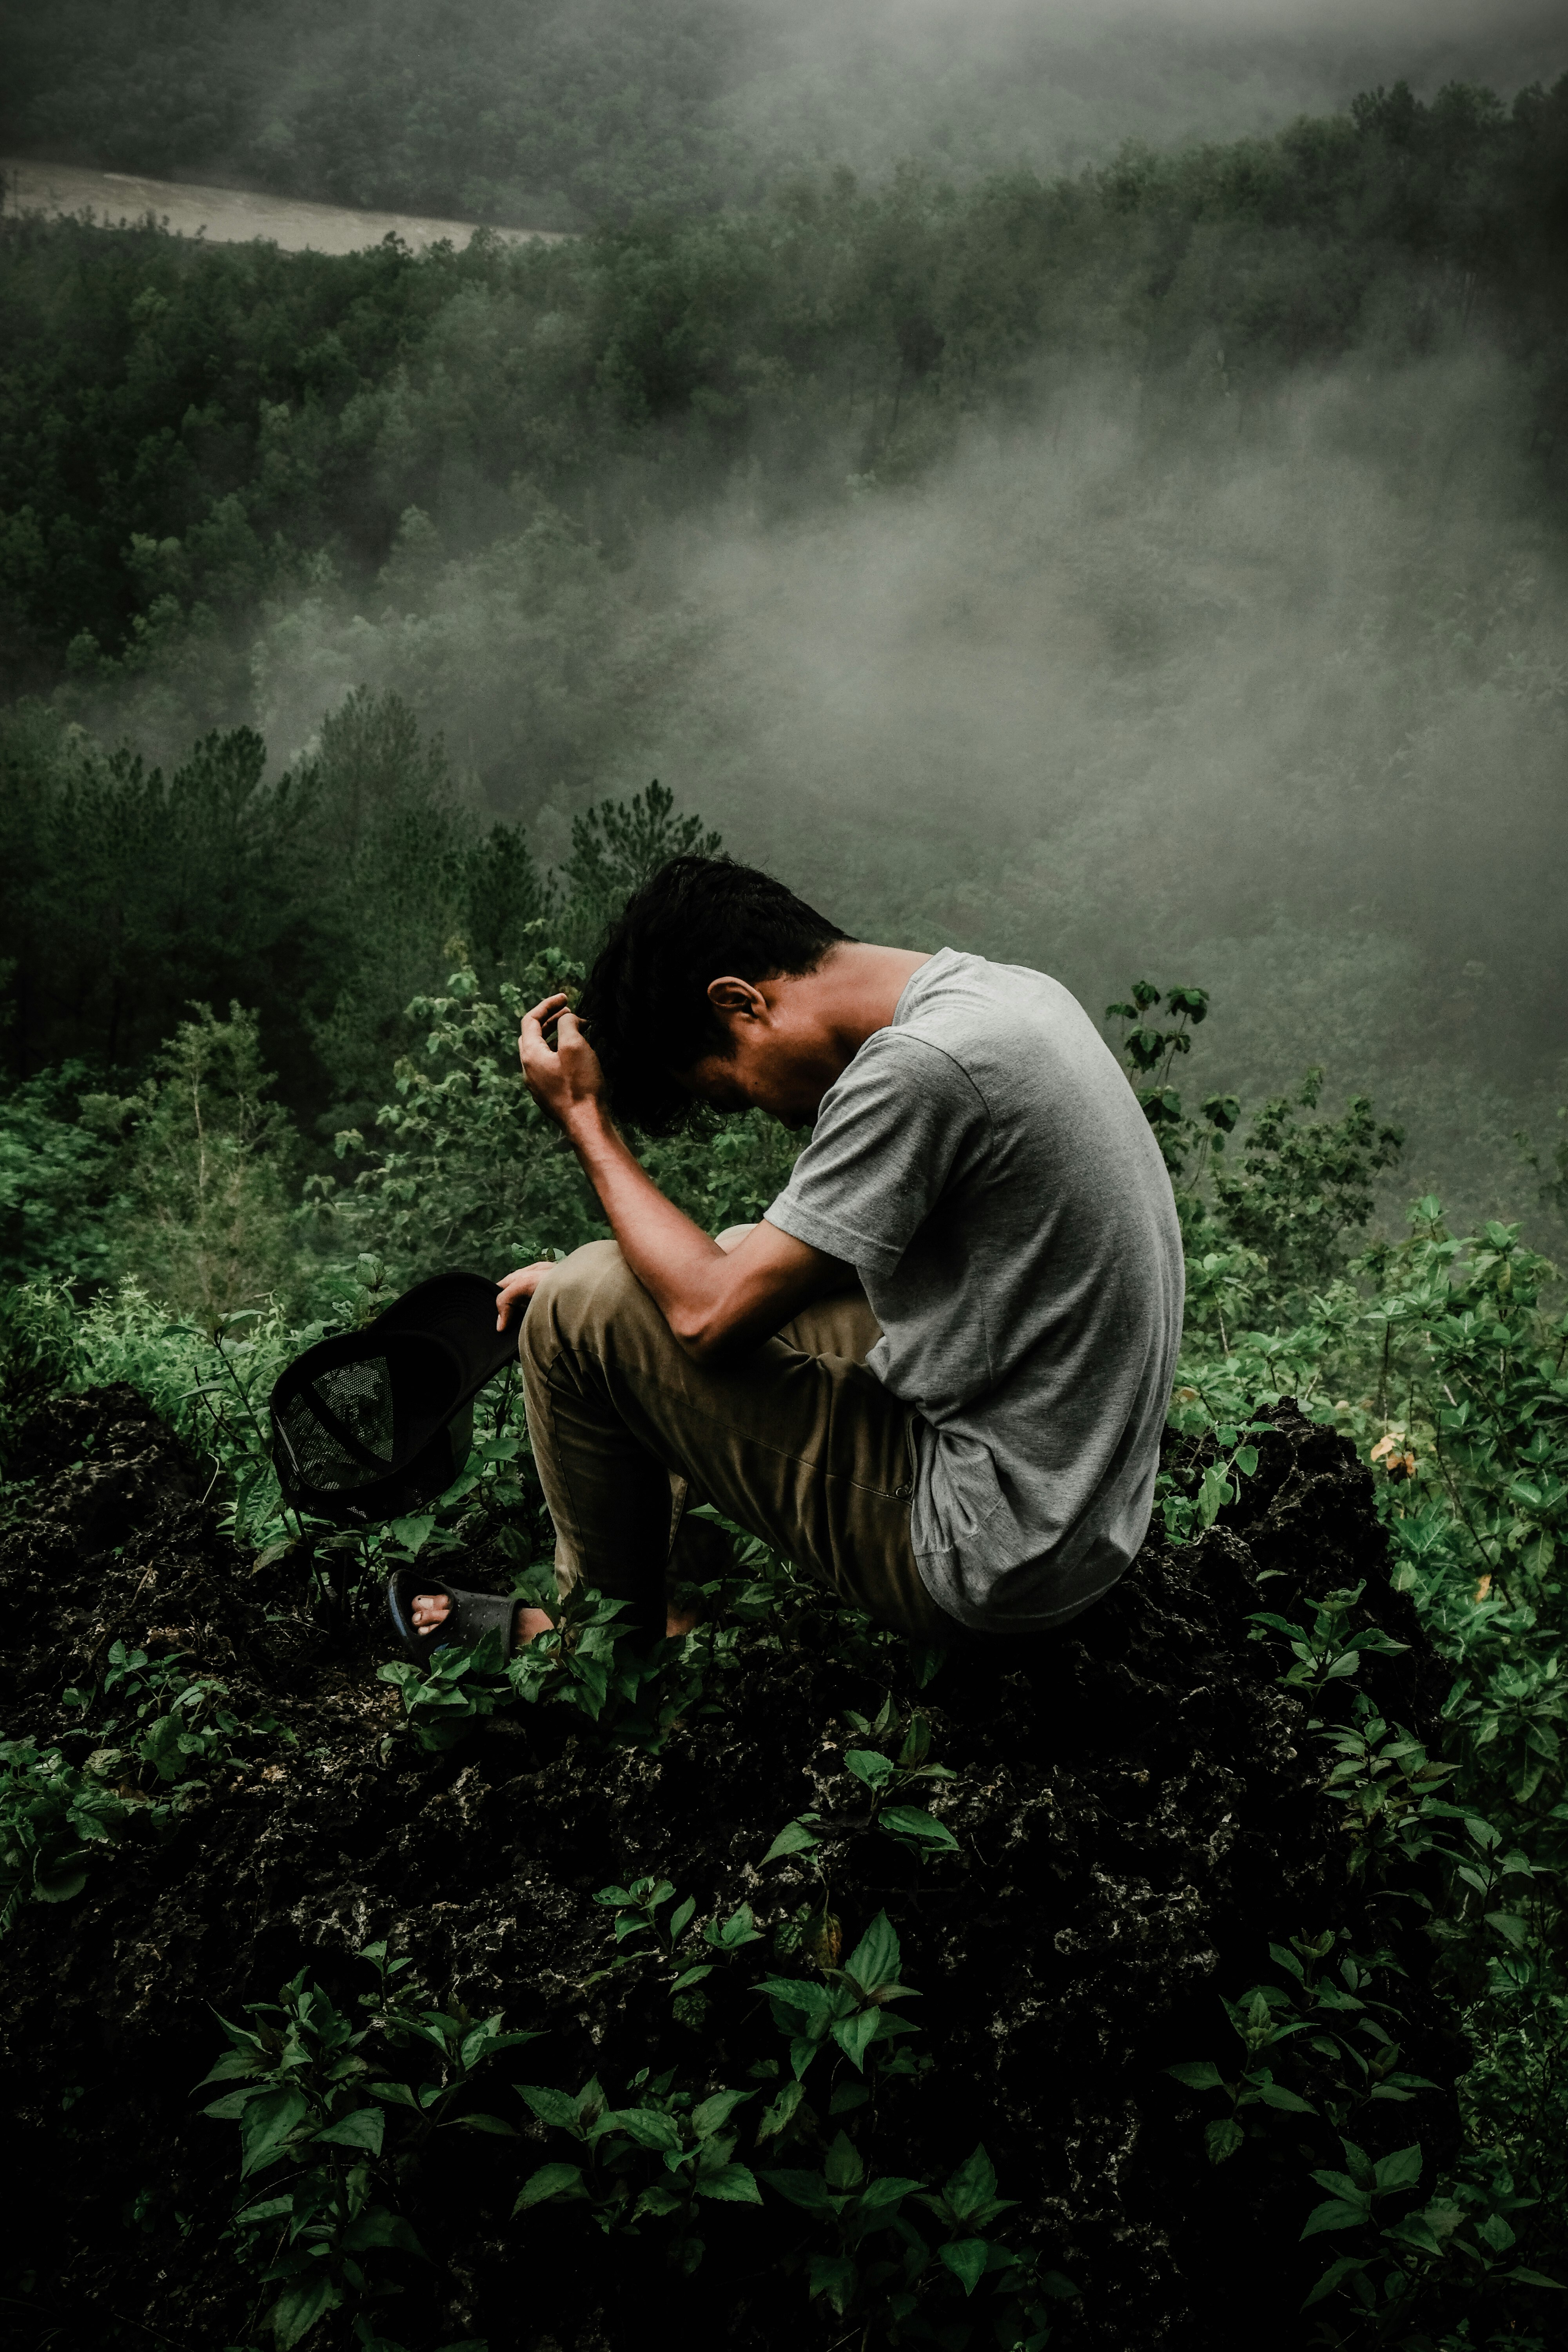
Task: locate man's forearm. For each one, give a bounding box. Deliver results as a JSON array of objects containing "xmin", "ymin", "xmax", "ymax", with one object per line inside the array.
[
  {"xmin": 564, "ymin": 1105, "xmax": 730, "ymax": 1340},
  {"xmin": 561, "ymin": 1105, "xmax": 842, "ymax": 1359}
]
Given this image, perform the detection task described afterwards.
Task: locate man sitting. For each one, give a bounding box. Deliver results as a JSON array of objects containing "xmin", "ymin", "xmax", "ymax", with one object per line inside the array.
[{"xmin": 411, "ymin": 855, "xmax": 1183, "ymax": 1652}]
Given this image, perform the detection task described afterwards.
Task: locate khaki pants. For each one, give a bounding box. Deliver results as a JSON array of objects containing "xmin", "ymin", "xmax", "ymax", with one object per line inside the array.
[{"xmin": 518, "ymin": 1235, "xmax": 953, "ymax": 1639}]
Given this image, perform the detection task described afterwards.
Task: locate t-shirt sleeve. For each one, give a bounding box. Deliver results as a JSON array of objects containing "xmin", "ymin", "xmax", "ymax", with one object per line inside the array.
[{"xmin": 764, "ymin": 1032, "xmax": 989, "ymax": 1275}]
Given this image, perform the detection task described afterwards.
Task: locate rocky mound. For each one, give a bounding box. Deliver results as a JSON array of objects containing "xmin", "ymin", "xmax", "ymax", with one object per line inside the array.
[{"xmin": 1, "ymin": 1387, "xmax": 1461, "ymax": 2351}]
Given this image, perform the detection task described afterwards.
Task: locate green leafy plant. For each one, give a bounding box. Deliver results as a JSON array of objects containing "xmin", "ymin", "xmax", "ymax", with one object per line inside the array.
[
  {"xmin": 1247, "ymin": 1584, "xmax": 1412, "ymax": 1697},
  {"xmin": 758, "ymin": 1910, "xmax": 925, "ymax": 2083},
  {"xmin": 200, "ymin": 1947, "xmax": 534, "ymax": 2347},
  {"xmin": 0, "ymin": 1740, "xmax": 136, "ymax": 1931},
  {"xmin": 377, "ymin": 1630, "xmax": 513, "ymax": 1754},
  {"xmin": 586, "ymin": 1877, "xmax": 764, "ymax": 2006},
  {"xmin": 81, "ymin": 1637, "xmax": 271, "ymax": 1785},
  {"xmin": 838, "ymin": 1697, "xmax": 962, "ymax": 1856},
  {"xmin": 513, "ymin": 2071, "xmax": 760, "ymax": 2271}
]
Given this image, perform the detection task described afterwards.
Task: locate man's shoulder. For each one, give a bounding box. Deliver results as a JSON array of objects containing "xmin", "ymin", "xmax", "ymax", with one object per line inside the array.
[
  {"xmin": 898, "ymin": 954, "xmax": 1094, "ymax": 1067},
  {"xmin": 900, "ymin": 950, "xmax": 1074, "ymax": 1025}
]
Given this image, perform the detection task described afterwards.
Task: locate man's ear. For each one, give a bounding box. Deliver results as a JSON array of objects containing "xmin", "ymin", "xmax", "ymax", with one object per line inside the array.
[{"xmin": 706, "ymin": 975, "xmax": 769, "ymax": 1027}]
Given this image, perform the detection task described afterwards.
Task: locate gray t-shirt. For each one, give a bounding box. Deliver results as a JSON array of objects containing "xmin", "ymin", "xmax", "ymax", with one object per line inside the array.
[{"xmin": 764, "ymin": 949, "xmax": 1184, "ymax": 1633}]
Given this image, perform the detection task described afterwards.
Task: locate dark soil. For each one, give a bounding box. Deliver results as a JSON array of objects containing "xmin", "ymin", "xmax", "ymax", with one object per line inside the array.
[{"xmin": 1, "ymin": 1385, "xmax": 1464, "ymax": 2352}]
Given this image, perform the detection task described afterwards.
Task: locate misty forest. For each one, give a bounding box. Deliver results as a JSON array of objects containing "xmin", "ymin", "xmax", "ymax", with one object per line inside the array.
[{"xmin": 2, "ymin": 3, "xmax": 1568, "ymax": 2348}]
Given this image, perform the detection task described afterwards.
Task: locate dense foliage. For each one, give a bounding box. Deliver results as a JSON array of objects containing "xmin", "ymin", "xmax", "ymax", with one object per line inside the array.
[{"xmin": 1, "ymin": 0, "xmax": 759, "ymax": 228}]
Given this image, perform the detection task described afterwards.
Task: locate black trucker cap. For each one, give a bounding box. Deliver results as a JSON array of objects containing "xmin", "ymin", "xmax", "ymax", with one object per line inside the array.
[{"xmin": 269, "ymin": 1271, "xmax": 519, "ymax": 1526}]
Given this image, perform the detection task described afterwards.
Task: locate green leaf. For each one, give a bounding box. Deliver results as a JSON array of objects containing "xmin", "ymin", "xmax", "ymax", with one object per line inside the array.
[
  {"xmin": 601, "ymin": 2107, "xmax": 682, "ymax": 2154},
  {"xmin": 760, "ymin": 2168, "xmax": 837, "ymax": 2216},
  {"xmin": 692, "ymin": 2089, "xmax": 750, "ymax": 2138},
  {"xmin": 1372, "ymin": 2143, "xmax": 1422, "ymax": 2194},
  {"xmin": 364, "ymin": 2082, "xmax": 421, "ymax": 2110},
  {"xmin": 235, "ymin": 2194, "xmax": 294, "ymax": 2229},
  {"xmin": 1254, "ymin": 2083, "xmax": 1316, "ymax": 2114},
  {"xmin": 757, "ymin": 2082, "xmax": 806, "ymax": 2141},
  {"xmin": 758, "ymin": 1975, "xmax": 835, "ymax": 2028},
  {"xmin": 194, "ymin": 2045, "xmax": 267, "ymax": 2090},
  {"xmin": 460, "ymin": 2020, "xmax": 537, "ymax": 2067},
  {"xmin": 451, "ymin": 2112, "xmax": 518, "ymax": 2136},
  {"xmin": 1205, "ymin": 2119, "xmax": 1243, "ymax": 2165},
  {"xmin": 1165, "ymin": 2061, "xmax": 1225, "ymax": 2091},
  {"xmin": 34, "ymin": 1863, "xmax": 88, "ymax": 1904},
  {"xmin": 805, "ymin": 2250, "xmax": 859, "ymax": 2314},
  {"xmin": 831, "ymin": 2009, "xmax": 882, "ymax": 2072},
  {"xmin": 389, "ymin": 1513, "xmax": 436, "ymax": 1555},
  {"xmin": 696, "ymin": 2162, "xmax": 762, "ymax": 2205},
  {"xmin": 844, "ymin": 1748, "xmax": 895, "ymax": 1789},
  {"xmin": 204, "ymin": 2089, "xmax": 262, "ymax": 2122},
  {"xmin": 1302, "ymin": 2198, "xmax": 1373, "ymax": 2239},
  {"xmin": 515, "ymin": 2084, "xmax": 583, "ymax": 2129},
  {"xmin": 943, "ymin": 2145, "xmax": 1000, "ymax": 2222},
  {"xmin": 879, "ymin": 1805, "xmax": 959, "ymax": 1851},
  {"xmin": 312, "ymin": 2107, "xmax": 384, "ymax": 2156},
  {"xmin": 268, "ymin": 2270, "xmax": 341, "ymax": 2349},
  {"xmin": 1387, "ymin": 2215, "xmax": 1447, "ymax": 2258},
  {"xmin": 940, "ymin": 2238, "xmax": 992, "ymax": 2297},
  {"xmin": 340, "ymin": 2207, "xmax": 426, "ymax": 2259},
  {"xmin": 843, "ymin": 1910, "xmax": 901, "ymax": 1994},
  {"xmin": 240, "ymin": 2085, "xmax": 314, "ymax": 2178},
  {"xmin": 788, "ymin": 2035, "xmax": 822, "ymax": 2081},
  {"xmin": 704, "ymin": 1903, "xmax": 763, "ymax": 1951},
  {"xmin": 1302, "ymin": 2256, "xmax": 1368, "ymax": 2309},
  {"xmin": 1504, "ymin": 2269, "xmax": 1566, "ymax": 2288},
  {"xmin": 762, "ymin": 1819, "xmax": 820, "ymax": 1863},
  {"xmin": 824, "ymin": 2131, "xmax": 864, "ymax": 2191},
  {"xmin": 1198, "ymin": 1464, "xmax": 1230, "ymax": 1528},
  {"xmin": 859, "ymin": 2172, "xmax": 923, "ymax": 2213},
  {"xmin": 513, "ymin": 2163, "xmax": 588, "ymax": 2213}
]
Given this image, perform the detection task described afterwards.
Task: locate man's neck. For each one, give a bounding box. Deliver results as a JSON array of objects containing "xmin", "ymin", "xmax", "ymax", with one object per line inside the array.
[{"xmin": 813, "ymin": 940, "xmax": 933, "ymax": 1063}]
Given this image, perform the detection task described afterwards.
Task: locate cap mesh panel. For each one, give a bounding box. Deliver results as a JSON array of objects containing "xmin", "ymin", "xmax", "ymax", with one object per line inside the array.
[{"xmin": 275, "ymin": 1356, "xmax": 395, "ymax": 1494}]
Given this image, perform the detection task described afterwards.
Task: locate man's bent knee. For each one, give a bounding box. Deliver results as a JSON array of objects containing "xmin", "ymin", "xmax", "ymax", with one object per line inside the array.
[{"xmin": 520, "ymin": 1238, "xmax": 652, "ymax": 1370}]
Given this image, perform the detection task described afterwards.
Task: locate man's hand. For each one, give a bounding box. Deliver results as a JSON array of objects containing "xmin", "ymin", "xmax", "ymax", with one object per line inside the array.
[
  {"xmin": 495, "ymin": 1262, "xmax": 555, "ymax": 1332},
  {"xmin": 519, "ymin": 991, "xmax": 607, "ymax": 1132}
]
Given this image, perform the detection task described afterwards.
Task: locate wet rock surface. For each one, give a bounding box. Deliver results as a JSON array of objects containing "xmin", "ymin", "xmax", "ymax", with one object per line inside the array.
[{"xmin": 2, "ymin": 1387, "xmax": 1462, "ymax": 2350}]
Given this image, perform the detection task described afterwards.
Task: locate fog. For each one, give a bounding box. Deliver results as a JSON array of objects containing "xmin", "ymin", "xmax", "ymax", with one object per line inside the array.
[
  {"xmin": 248, "ymin": 325, "xmax": 1566, "ymax": 1229},
  {"xmin": 666, "ymin": 362, "xmax": 1566, "ymax": 1221}
]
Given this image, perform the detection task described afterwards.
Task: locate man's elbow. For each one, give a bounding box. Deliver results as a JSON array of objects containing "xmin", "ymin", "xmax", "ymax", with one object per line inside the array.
[{"xmin": 667, "ymin": 1301, "xmax": 746, "ymax": 1366}]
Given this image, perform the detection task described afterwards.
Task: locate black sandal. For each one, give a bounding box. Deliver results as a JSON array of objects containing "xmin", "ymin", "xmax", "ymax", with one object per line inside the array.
[{"xmin": 387, "ymin": 1568, "xmax": 520, "ymax": 1664}]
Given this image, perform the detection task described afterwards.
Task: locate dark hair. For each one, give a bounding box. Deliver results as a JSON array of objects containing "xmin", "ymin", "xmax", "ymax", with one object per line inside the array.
[{"xmin": 577, "ymin": 854, "xmax": 850, "ymax": 1132}]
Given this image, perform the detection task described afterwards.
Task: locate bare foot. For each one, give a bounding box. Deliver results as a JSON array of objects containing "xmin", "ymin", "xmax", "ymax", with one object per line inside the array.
[{"xmin": 410, "ymin": 1592, "xmax": 554, "ymax": 1647}]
